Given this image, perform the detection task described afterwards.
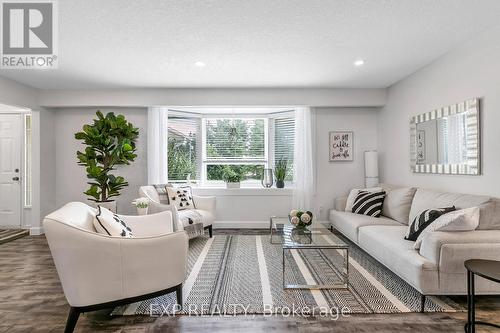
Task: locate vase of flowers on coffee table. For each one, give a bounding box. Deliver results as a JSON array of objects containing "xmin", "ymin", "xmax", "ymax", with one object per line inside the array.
[{"xmin": 289, "ymin": 209, "xmax": 313, "ymax": 230}]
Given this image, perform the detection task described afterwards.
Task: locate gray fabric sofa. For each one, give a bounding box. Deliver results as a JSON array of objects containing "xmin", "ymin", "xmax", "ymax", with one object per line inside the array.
[{"xmin": 329, "ymin": 185, "xmax": 500, "ymax": 296}]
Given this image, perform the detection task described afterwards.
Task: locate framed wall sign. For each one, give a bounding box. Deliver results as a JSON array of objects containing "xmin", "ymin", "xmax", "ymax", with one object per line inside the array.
[{"xmin": 329, "ymin": 131, "xmax": 353, "ymax": 162}]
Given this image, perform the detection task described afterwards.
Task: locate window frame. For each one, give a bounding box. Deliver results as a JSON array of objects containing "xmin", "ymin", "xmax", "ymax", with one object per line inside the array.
[
  {"xmin": 167, "ymin": 110, "xmax": 295, "ymax": 187},
  {"xmin": 201, "ymin": 115, "xmax": 269, "ymax": 187}
]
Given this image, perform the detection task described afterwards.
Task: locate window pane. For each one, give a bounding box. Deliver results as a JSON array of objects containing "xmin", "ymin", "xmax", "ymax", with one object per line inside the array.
[
  {"xmin": 206, "ymin": 164, "xmax": 264, "ymax": 181},
  {"xmin": 205, "ymin": 118, "xmax": 265, "ymax": 159},
  {"xmin": 168, "ymin": 116, "xmax": 199, "ymax": 181},
  {"xmin": 274, "ymin": 117, "xmax": 294, "ymax": 180}
]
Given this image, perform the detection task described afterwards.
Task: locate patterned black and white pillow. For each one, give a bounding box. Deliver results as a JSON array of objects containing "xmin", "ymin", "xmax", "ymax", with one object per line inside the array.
[
  {"xmin": 94, "ymin": 206, "xmax": 133, "ymax": 238},
  {"xmin": 405, "ymin": 206, "xmax": 455, "ymax": 241},
  {"xmin": 351, "ymin": 190, "xmax": 386, "ymax": 217},
  {"xmin": 166, "ymin": 186, "xmax": 195, "ymax": 211}
]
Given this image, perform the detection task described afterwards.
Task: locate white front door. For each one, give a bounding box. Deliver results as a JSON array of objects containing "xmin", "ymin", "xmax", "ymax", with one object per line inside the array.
[{"xmin": 0, "ymin": 114, "xmax": 22, "ymax": 228}]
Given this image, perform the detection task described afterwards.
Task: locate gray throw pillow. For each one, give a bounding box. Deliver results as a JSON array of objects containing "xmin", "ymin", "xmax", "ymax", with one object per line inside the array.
[{"xmin": 381, "ymin": 186, "xmax": 417, "ymax": 224}]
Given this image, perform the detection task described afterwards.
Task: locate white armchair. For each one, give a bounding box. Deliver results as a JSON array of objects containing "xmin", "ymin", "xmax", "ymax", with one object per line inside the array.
[
  {"xmin": 43, "ymin": 202, "xmax": 188, "ymax": 333},
  {"xmin": 139, "ymin": 185, "xmax": 216, "ymax": 238}
]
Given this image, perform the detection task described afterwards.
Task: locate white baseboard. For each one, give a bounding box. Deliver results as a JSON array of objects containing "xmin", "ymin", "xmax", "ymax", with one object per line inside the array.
[
  {"xmin": 213, "ymin": 220, "xmax": 331, "ymax": 229},
  {"xmin": 213, "ymin": 220, "xmax": 269, "ymax": 229},
  {"xmin": 30, "ymin": 227, "xmax": 44, "ymax": 235}
]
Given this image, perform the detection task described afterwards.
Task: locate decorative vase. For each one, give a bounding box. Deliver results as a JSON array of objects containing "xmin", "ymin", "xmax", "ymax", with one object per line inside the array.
[
  {"xmin": 276, "ymin": 180, "xmax": 285, "ymax": 188},
  {"xmin": 95, "ymin": 200, "xmax": 117, "ymax": 213},
  {"xmin": 261, "ymin": 168, "xmax": 274, "ymax": 188},
  {"xmin": 137, "ymin": 207, "xmax": 148, "ymax": 215}
]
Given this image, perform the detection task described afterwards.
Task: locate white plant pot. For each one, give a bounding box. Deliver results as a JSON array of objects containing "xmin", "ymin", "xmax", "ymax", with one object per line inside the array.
[
  {"xmin": 95, "ymin": 200, "xmax": 117, "ymax": 213},
  {"xmin": 226, "ymin": 182, "xmax": 241, "ymax": 189},
  {"xmin": 136, "ymin": 207, "xmax": 148, "ymax": 215}
]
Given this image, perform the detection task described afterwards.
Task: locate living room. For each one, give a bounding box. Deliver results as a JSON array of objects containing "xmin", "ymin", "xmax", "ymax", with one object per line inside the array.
[{"xmin": 0, "ymin": 1, "xmax": 499, "ymax": 332}]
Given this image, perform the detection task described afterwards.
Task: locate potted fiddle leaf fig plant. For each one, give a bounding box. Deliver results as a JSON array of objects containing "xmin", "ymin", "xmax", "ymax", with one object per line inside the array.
[
  {"xmin": 75, "ymin": 111, "xmax": 139, "ymax": 212},
  {"xmin": 274, "ymin": 158, "xmax": 288, "ymax": 188}
]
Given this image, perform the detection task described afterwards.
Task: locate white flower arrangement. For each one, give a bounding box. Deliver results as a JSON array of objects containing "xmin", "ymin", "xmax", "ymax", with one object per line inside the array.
[
  {"xmin": 132, "ymin": 197, "xmax": 149, "ymax": 208},
  {"xmin": 289, "ymin": 209, "xmax": 314, "ymax": 228},
  {"xmin": 290, "ymin": 216, "xmax": 300, "ymax": 226}
]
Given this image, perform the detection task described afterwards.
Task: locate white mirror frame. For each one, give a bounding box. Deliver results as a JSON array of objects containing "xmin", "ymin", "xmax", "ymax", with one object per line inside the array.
[{"xmin": 410, "ymin": 98, "xmax": 481, "ymax": 175}]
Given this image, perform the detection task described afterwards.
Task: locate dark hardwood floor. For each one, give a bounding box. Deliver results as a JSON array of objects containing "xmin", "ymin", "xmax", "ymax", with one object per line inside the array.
[{"xmin": 0, "ymin": 232, "xmax": 498, "ymax": 332}]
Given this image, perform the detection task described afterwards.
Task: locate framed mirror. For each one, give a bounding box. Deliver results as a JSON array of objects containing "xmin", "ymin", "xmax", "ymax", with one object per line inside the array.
[{"xmin": 410, "ymin": 98, "xmax": 481, "ymax": 175}]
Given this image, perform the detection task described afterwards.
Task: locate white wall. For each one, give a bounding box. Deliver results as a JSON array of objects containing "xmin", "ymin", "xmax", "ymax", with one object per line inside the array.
[
  {"xmin": 39, "ymin": 88, "xmax": 386, "ymax": 108},
  {"xmin": 378, "ymin": 26, "xmax": 500, "ymax": 197},
  {"xmin": 54, "ymin": 108, "xmax": 148, "ymax": 214},
  {"xmin": 51, "ymin": 107, "xmax": 378, "ymax": 225},
  {"xmin": 314, "ymin": 108, "xmax": 379, "ymax": 220},
  {"xmin": 40, "ymin": 109, "xmax": 56, "ymax": 219}
]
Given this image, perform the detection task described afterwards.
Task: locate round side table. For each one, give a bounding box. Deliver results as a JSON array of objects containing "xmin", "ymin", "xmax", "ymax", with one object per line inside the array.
[{"xmin": 464, "ymin": 259, "xmax": 500, "ymax": 333}]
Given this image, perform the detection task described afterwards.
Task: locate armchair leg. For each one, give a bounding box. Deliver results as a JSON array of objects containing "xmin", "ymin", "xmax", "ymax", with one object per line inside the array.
[
  {"xmin": 420, "ymin": 294, "xmax": 426, "ymax": 313},
  {"xmin": 176, "ymin": 283, "xmax": 183, "ymax": 308},
  {"xmin": 205, "ymin": 225, "xmax": 213, "ymax": 238},
  {"xmin": 64, "ymin": 307, "xmax": 80, "ymax": 333}
]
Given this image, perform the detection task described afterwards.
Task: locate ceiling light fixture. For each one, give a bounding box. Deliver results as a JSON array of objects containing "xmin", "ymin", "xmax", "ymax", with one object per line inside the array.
[
  {"xmin": 354, "ymin": 59, "xmax": 365, "ymax": 67},
  {"xmin": 194, "ymin": 61, "xmax": 206, "ymax": 67}
]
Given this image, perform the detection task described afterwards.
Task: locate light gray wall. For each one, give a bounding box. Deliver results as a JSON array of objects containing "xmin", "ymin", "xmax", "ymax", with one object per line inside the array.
[
  {"xmin": 0, "ymin": 76, "xmax": 39, "ymax": 110},
  {"xmin": 39, "ymin": 88, "xmax": 386, "ymax": 108},
  {"xmin": 54, "ymin": 108, "xmax": 148, "ymax": 214},
  {"xmin": 314, "ymin": 107, "xmax": 379, "ymax": 220},
  {"xmin": 378, "ymin": 26, "xmax": 500, "ymax": 197},
  {"xmin": 51, "ymin": 107, "xmax": 378, "ymax": 222},
  {"xmin": 40, "ymin": 109, "xmax": 56, "ymax": 219}
]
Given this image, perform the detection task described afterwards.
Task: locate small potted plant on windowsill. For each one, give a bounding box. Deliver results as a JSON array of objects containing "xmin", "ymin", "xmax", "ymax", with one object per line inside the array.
[
  {"xmin": 222, "ymin": 168, "xmax": 242, "ymax": 189},
  {"xmin": 274, "ymin": 158, "xmax": 288, "ymax": 189}
]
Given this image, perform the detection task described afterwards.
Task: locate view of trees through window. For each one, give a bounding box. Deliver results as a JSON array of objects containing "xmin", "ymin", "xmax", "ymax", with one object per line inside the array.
[
  {"xmin": 167, "ymin": 116, "xmax": 197, "ymax": 181},
  {"xmin": 167, "ymin": 113, "xmax": 294, "ymax": 184},
  {"xmin": 205, "ymin": 118, "xmax": 265, "ymax": 181}
]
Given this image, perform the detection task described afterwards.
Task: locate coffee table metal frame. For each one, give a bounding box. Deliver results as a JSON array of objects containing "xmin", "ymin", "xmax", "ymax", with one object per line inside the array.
[{"xmin": 270, "ymin": 216, "xmax": 349, "ymax": 290}]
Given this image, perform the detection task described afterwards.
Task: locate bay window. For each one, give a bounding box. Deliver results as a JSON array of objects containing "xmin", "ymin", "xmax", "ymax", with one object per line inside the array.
[{"xmin": 167, "ymin": 109, "xmax": 294, "ymax": 186}]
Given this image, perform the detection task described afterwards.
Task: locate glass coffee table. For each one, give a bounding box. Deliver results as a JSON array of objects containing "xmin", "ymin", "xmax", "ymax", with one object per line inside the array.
[{"xmin": 269, "ymin": 216, "xmax": 349, "ymax": 290}]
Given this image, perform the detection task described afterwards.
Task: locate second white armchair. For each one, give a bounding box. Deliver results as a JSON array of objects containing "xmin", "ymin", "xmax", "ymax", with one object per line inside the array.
[{"xmin": 139, "ymin": 185, "xmax": 216, "ymax": 238}]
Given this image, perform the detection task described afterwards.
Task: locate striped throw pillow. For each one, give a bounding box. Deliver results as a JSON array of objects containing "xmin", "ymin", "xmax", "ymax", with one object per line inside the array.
[
  {"xmin": 405, "ymin": 206, "xmax": 455, "ymax": 241},
  {"xmin": 352, "ymin": 190, "xmax": 386, "ymax": 217}
]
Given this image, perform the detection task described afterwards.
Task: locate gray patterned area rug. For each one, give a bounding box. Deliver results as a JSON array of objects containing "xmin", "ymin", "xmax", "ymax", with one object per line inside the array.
[{"xmin": 113, "ymin": 235, "xmax": 463, "ymax": 315}]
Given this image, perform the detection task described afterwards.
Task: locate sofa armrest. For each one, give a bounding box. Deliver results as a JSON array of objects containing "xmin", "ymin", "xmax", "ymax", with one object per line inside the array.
[
  {"xmin": 193, "ymin": 195, "xmax": 216, "ymax": 215},
  {"xmin": 419, "ymin": 230, "xmax": 500, "ymax": 272},
  {"xmin": 119, "ymin": 211, "xmax": 173, "ymax": 237},
  {"xmin": 334, "ymin": 196, "xmax": 347, "ymax": 211}
]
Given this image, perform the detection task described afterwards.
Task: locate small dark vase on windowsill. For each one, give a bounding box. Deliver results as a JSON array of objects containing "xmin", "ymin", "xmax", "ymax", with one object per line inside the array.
[{"xmin": 276, "ymin": 180, "xmax": 285, "ymax": 188}]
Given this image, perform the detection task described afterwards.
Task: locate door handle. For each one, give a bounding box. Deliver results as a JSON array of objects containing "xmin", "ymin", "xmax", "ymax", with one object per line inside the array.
[{"xmin": 12, "ymin": 177, "xmax": 19, "ymax": 181}]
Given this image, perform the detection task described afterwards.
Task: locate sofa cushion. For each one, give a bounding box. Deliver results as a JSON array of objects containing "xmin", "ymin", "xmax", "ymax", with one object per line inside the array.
[
  {"xmin": 477, "ymin": 198, "xmax": 500, "ymax": 230},
  {"xmin": 380, "ymin": 185, "xmax": 417, "ymax": 225},
  {"xmin": 329, "ymin": 210, "xmax": 401, "ymax": 244},
  {"xmin": 358, "ymin": 225, "xmax": 438, "ymax": 294},
  {"xmin": 409, "ymin": 189, "xmax": 490, "ymax": 223}
]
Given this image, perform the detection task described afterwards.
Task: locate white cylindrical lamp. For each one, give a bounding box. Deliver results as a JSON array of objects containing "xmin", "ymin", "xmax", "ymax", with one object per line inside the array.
[{"xmin": 364, "ymin": 150, "xmax": 379, "ymax": 188}]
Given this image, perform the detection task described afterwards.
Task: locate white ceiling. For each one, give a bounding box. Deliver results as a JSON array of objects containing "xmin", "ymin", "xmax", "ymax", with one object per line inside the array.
[{"xmin": 2, "ymin": 0, "xmax": 500, "ymax": 89}]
